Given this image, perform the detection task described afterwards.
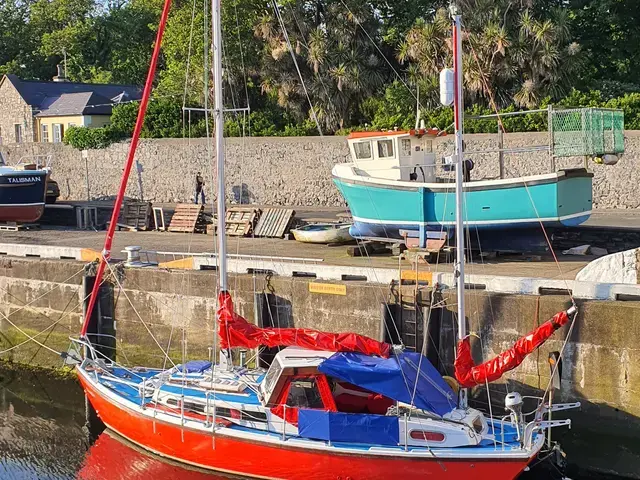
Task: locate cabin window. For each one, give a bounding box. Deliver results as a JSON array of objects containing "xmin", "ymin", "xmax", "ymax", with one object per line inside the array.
[
  {"xmin": 263, "ymin": 359, "xmax": 282, "ymax": 399},
  {"xmin": 52, "ymin": 124, "xmax": 63, "ymax": 143},
  {"xmin": 401, "ymin": 139, "xmax": 411, "ymax": 157},
  {"xmin": 353, "ymin": 141, "xmax": 372, "ymax": 160},
  {"xmin": 14, "ymin": 124, "xmax": 22, "ymax": 144},
  {"xmin": 377, "ymin": 139, "xmax": 394, "ymax": 158},
  {"xmin": 41, "ymin": 125, "xmax": 49, "ymax": 143},
  {"xmin": 286, "ymin": 378, "xmax": 324, "ymax": 409}
]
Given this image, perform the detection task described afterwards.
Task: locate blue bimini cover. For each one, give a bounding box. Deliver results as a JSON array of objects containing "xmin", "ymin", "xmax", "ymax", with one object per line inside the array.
[
  {"xmin": 318, "ymin": 351, "xmax": 457, "ymax": 416},
  {"xmin": 298, "ymin": 409, "xmax": 399, "ymax": 446}
]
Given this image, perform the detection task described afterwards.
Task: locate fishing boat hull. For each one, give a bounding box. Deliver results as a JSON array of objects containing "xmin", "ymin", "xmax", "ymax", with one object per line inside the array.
[
  {"xmin": 0, "ymin": 168, "xmax": 48, "ymax": 223},
  {"xmin": 291, "ymin": 224, "xmax": 353, "ymax": 244},
  {"xmin": 79, "ymin": 368, "xmax": 536, "ymax": 480},
  {"xmin": 333, "ymin": 166, "xmax": 592, "ymax": 243}
]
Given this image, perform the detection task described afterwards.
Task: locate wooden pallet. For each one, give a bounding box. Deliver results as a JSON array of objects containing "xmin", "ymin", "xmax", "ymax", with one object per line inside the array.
[
  {"xmin": 0, "ymin": 222, "xmax": 40, "ymax": 232},
  {"xmin": 253, "ymin": 208, "xmax": 295, "ymax": 238},
  {"xmin": 119, "ymin": 201, "xmax": 152, "ymax": 231},
  {"xmin": 225, "ymin": 207, "xmax": 260, "ymax": 236},
  {"xmin": 168, "ymin": 204, "xmax": 208, "ymax": 233}
]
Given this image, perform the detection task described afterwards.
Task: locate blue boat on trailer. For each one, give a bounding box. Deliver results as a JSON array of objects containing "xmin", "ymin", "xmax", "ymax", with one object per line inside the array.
[{"xmin": 332, "ymin": 130, "xmax": 594, "ymax": 248}]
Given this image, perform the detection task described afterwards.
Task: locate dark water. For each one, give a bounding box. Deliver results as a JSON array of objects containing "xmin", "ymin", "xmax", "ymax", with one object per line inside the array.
[{"xmin": 0, "ymin": 364, "xmax": 630, "ymax": 480}]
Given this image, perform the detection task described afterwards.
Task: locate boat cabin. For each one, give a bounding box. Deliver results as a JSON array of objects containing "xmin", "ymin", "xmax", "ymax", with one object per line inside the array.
[
  {"xmin": 259, "ymin": 347, "xmax": 486, "ymax": 448},
  {"xmin": 346, "ymin": 129, "xmax": 440, "ymax": 182},
  {"xmin": 261, "ymin": 347, "xmax": 394, "ymax": 419}
]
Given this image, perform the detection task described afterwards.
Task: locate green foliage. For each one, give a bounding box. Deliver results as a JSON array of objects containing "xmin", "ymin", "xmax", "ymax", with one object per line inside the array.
[
  {"xmin": 224, "ymin": 105, "xmax": 320, "ymax": 137},
  {"xmin": 110, "ymin": 98, "xmax": 207, "ymax": 138},
  {"xmin": 63, "ymin": 126, "xmax": 125, "ymax": 150},
  {"xmin": 1, "ymin": 0, "xmax": 639, "ymax": 138}
]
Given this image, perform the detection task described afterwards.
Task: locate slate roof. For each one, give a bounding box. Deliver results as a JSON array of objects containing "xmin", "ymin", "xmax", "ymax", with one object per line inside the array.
[
  {"xmin": 2, "ymin": 74, "xmax": 141, "ymax": 116},
  {"xmin": 35, "ymin": 92, "xmax": 116, "ymax": 117}
]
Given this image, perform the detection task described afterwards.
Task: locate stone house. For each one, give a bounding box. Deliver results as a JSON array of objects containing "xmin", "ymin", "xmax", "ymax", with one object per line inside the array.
[{"xmin": 0, "ymin": 68, "xmax": 140, "ymax": 145}]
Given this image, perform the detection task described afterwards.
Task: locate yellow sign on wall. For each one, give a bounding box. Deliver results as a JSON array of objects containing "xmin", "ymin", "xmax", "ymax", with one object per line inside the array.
[{"xmin": 309, "ymin": 282, "xmax": 347, "ymax": 296}]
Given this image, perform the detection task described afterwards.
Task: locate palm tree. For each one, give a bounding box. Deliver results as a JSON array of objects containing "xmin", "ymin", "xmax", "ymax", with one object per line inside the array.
[
  {"xmin": 398, "ymin": 2, "xmax": 582, "ymax": 109},
  {"xmin": 255, "ymin": 0, "xmax": 391, "ymax": 132}
]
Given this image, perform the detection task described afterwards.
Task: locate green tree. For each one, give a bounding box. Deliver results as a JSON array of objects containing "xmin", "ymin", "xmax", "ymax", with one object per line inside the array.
[
  {"xmin": 399, "ymin": 2, "xmax": 583, "ymax": 109},
  {"xmin": 255, "ymin": 0, "xmax": 392, "ymax": 132}
]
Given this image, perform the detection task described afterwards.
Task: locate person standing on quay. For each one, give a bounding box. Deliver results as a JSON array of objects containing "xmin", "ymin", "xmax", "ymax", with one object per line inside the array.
[{"xmin": 194, "ymin": 172, "xmax": 205, "ymax": 204}]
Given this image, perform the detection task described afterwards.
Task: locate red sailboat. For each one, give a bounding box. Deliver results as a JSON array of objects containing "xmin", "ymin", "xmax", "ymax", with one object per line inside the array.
[{"xmin": 74, "ymin": 4, "xmax": 579, "ymax": 479}]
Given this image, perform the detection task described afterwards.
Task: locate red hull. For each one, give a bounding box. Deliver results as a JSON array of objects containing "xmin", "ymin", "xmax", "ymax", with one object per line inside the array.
[
  {"xmin": 79, "ymin": 372, "xmax": 532, "ymax": 480},
  {"xmin": 0, "ymin": 204, "xmax": 44, "ymax": 223}
]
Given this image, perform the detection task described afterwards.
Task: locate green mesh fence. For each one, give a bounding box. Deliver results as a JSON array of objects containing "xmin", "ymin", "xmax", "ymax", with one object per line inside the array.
[{"xmin": 551, "ymin": 108, "xmax": 624, "ymax": 157}]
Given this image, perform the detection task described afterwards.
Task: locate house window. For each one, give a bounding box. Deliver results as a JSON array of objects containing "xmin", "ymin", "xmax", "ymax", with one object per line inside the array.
[
  {"xmin": 353, "ymin": 141, "xmax": 372, "ymax": 160},
  {"xmin": 68, "ymin": 123, "xmax": 76, "ymax": 128},
  {"xmin": 14, "ymin": 124, "xmax": 22, "ymax": 144},
  {"xmin": 377, "ymin": 139, "xmax": 394, "ymax": 158},
  {"xmin": 41, "ymin": 125, "xmax": 49, "ymax": 143},
  {"xmin": 52, "ymin": 124, "xmax": 63, "ymax": 143}
]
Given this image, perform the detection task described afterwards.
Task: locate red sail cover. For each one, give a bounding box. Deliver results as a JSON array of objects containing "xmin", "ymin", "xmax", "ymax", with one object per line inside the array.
[
  {"xmin": 454, "ymin": 311, "xmax": 569, "ymax": 388},
  {"xmin": 217, "ymin": 292, "xmax": 391, "ymax": 357}
]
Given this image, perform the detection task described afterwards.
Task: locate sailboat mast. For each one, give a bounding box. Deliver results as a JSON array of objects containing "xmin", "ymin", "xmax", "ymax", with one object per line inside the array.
[
  {"xmin": 212, "ymin": 0, "xmax": 227, "ymax": 291},
  {"xmin": 452, "ymin": 13, "xmax": 468, "ymax": 409}
]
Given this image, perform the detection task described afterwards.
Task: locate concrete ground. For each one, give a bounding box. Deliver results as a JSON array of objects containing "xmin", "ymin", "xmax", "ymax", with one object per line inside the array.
[
  {"xmin": 0, "ymin": 226, "xmax": 591, "ymax": 280},
  {"xmin": 3, "ymin": 204, "xmax": 638, "ymax": 281}
]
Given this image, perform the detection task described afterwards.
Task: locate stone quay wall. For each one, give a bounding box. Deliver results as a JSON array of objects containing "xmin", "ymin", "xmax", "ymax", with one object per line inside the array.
[
  {"xmin": 1, "ymin": 257, "xmax": 639, "ymax": 476},
  {"xmin": 1, "ymin": 131, "xmax": 639, "ymax": 209}
]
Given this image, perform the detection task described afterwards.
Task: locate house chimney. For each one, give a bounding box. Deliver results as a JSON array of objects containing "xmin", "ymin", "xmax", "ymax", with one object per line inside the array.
[{"xmin": 53, "ymin": 64, "xmax": 68, "ymax": 82}]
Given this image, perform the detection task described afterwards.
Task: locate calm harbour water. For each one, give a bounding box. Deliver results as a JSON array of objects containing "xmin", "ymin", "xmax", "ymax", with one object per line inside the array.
[{"xmin": 0, "ymin": 363, "xmax": 629, "ymax": 480}]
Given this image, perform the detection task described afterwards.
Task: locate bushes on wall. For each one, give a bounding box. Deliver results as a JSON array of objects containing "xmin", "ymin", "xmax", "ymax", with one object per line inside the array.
[{"xmin": 64, "ymin": 125, "xmax": 125, "ymax": 150}]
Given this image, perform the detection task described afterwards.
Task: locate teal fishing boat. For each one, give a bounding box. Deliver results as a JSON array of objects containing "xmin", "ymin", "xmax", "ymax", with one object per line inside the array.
[{"xmin": 333, "ymin": 106, "xmax": 623, "ymax": 248}]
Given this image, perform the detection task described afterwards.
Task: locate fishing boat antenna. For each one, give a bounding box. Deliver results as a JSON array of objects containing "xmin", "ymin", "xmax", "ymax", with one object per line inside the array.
[
  {"xmin": 451, "ymin": 8, "xmax": 468, "ymax": 409},
  {"xmin": 414, "ymin": 84, "xmax": 421, "ymax": 130}
]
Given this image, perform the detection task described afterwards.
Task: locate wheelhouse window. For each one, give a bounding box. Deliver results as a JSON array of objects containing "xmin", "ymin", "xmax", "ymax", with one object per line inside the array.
[
  {"xmin": 353, "ymin": 141, "xmax": 372, "ymax": 160},
  {"xmin": 377, "ymin": 139, "xmax": 394, "ymax": 158},
  {"xmin": 41, "ymin": 125, "xmax": 49, "ymax": 143},
  {"xmin": 401, "ymin": 139, "xmax": 411, "ymax": 157},
  {"xmin": 14, "ymin": 124, "xmax": 22, "ymax": 144},
  {"xmin": 286, "ymin": 378, "xmax": 324, "ymax": 409}
]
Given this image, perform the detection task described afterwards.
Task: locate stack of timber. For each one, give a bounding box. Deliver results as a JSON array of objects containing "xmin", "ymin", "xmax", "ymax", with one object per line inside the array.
[
  {"xmin": 253, "ymin": 208, "xmax": 295, "ymax": 238},
  {"xmin": 225, "ymin": 207, "xmax": 260, "ymax": 236},
  {"xmin": 168, "ymin": 204, "xmax": 208, "ymax": 233},
  {"xmin": 119, "ymin": 202, "xmax": 153, "ymax": 231}
]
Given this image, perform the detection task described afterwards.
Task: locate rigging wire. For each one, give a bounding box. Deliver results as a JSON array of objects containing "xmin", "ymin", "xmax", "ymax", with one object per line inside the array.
[
  {"xmin": 0, "ymin": 279, "xmax": 106, "ymax": 357},
  {"xmin": 459, "ymin": 20, "xmax": 578, "ymax": 416},
  {"xmin": 104, "ymin": 260, "xmax": 177, "ymax": 368},
  {"xmin": 337, "ymin": 0, "xmax": 425, "ymax": 111},
  {"xmin": 271, "ymin": 0, "xmax": 323, "ymax": 136}
]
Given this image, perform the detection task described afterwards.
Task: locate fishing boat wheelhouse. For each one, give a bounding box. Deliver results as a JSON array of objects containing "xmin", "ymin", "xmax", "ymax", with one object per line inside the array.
[{"xmin": 332, "ymin": 128, "xmax": 594, "ymax": 246}]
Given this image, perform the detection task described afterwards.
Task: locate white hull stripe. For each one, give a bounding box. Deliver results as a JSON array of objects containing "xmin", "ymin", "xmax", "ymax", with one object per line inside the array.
[{"xmin": 352, "ymin": 211, "xmax": 591, "ymax": 226}]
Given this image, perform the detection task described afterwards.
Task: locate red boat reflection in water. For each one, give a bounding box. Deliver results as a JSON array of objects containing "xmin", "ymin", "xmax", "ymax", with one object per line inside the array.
[{"xmin": 78, "ymin": 431, "xmax": 230, "ymax": 480}]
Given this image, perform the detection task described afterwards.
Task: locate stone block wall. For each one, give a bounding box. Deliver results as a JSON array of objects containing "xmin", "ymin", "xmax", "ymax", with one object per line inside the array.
[
  {"xmin": 0, "ymin": 78, "xmax": 35, "ymax": 146},
  {"xmin": 1, "ymin": 131, "xmax": 639, "ymax": 209}
]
